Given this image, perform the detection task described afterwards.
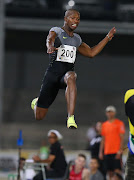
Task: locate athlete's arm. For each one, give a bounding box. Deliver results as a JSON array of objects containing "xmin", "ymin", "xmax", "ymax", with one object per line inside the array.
[
  {"xmin": 33, "ymin": 154, "xmax": 55, "ymax": 163},
  {"xmin": 46, "ymin": 31, "xmax": 58, "ymax": 54},
  {"xmin": 99, "ymin": 136, "xmax": 105, "ymax": 160},
  {"xmin": 82, "ymin": 168, "xmax": 90, "ymax": 180},
  {"xmin": 78, "ymin": 27, "xmax": 116, "ymax": 58}
]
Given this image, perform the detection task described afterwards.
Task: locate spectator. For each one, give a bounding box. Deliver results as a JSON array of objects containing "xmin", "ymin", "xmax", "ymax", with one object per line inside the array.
[
  {"xmin": 90, "ymin": 122, "xmax": 106, "ymax": 179},
  {"xmin": 19, "ymin": 157, "xmax": 26, "ymax": 180},
  {"xmin": 39, "ymin": 139, "xmax": 49, "ymax": 160},
  {"xmin": 33, "ymin": 130, "xmax": 67, "ymax": 180},
  {"xmin": 90, "ymin": 122, "xmax": 102, "ymax": 158},
  {"xmin": 112, "ymin": 172, "xmax": 124, "ymax": 180},
  {"xmin": 89, "ymin": 158, "xmax": 104, "ymax": 180},
  {"xmin": 99, "ymin": 106, "xmax": 125, "ymax": 180},
  {"xmin": 69, "ymin": 154, "xmax": 90, "ymax": 180},
  {"xmin": 87, "ymin": 127, "xmax": 96, "ymax": 143}
]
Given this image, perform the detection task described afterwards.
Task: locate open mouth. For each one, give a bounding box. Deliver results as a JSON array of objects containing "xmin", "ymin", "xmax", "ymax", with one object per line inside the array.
[{"xmin": 71, "ymin": 24, "xmax": 77, "ymax": 27}]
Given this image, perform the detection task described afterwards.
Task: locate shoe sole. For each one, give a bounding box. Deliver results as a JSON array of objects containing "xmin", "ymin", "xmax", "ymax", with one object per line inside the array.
[
  {"xmin": 68, "ymin": 126, "xmax": 77, "ymax": 129},
  {"xmin": 67, "ymin": 123, "xmax": 77, "ymax": 129}
]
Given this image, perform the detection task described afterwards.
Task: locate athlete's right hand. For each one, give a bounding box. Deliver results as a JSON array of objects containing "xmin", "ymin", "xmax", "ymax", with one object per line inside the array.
[
  {"xmin": 47, "ymin": 46, "xmax": 58, "ymax": 54},
  {"xmin": 99, "ymin": 151, "xmax": 103, "ymax": 160}
]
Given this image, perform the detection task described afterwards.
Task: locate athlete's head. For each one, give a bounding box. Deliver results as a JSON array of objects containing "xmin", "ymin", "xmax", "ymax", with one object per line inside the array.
[
  {"xmin": 64, "ymin": 9, "xmax": 80, "ymax": 30},
  {"xmin": 105, "ymin": 105, "xmax": 116, "ymax": 120},
  {"xmin": 89, "ymin": 158, "xmax": 99, "ymax": 172},
  {"xmin": 75, "ymin": 154, "xmax": 86, "ymax": 169}
]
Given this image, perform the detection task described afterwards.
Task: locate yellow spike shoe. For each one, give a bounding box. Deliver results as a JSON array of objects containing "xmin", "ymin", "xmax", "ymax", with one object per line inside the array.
[
  {"xmin": 31, "ymin": 97, "xmax": 38, "ymax": 110},
  {"xmin": 67, "ymin": 115, "xmax": 77, "ymax": 129}
]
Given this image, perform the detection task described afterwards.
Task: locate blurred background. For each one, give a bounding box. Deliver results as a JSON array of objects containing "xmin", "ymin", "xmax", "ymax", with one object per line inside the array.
[{"xmin": 0, "ymin": 0, "xmax": 134, "ymax": 178}]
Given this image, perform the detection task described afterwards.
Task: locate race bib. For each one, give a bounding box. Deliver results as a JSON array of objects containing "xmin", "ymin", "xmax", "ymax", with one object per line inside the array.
[{"xmin": 56, "ymin": 45, "xmax": 76, "ymax": 63}]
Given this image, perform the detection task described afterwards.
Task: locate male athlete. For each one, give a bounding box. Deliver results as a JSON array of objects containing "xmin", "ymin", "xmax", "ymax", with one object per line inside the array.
[{"xmin": 31, "ymin": 9, "xmax": 116, "ymax": 129}]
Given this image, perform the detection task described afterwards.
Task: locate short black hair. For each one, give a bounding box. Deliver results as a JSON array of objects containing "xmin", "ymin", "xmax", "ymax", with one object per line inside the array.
[
  {"xmin": 65, "ymin": 9, "xmax": 80, "ymax": 17},
  {"xmin": 78, "ymin": 154, "xmax": 86, "ymax": 160},
  {"xmin": 114, "ymin": 172, "xmax": 123, "ymax": 180}
]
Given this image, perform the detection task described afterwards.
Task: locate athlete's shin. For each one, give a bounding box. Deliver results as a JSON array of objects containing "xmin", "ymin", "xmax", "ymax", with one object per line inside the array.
[{"xmin": 66, "ymin": 75, "xmax": 77, "ymax": 117}]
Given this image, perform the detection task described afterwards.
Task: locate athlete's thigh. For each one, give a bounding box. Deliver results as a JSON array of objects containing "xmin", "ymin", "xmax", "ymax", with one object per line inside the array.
[
  {"xmin": 37, "ymin": 71, "xmax": 59, "ymax": 108},
  {"xmin": 59, "ymin": 74, "xmax": 67, "ymax": 89}
]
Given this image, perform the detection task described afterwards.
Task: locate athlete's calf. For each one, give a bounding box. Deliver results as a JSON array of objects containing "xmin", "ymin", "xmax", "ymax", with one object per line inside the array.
[
  {"xmin": 35, "ymin": 106, "xmax": 48, "ymax": 121},
  {"xmin": 64, "ymin": 71, "xmax": 77, "ymax": 118}
]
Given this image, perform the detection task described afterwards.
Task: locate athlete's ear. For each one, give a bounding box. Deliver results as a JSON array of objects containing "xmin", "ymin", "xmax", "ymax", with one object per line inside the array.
[{"xmin": 64, "ymin": 16, "xmax": 67, "ymax": 23}]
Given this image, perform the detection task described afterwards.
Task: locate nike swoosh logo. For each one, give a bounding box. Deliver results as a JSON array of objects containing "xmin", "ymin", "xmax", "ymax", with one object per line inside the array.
[{"xmin": 63, "ymin": 36, "xmax": 67, "ymax": 39}]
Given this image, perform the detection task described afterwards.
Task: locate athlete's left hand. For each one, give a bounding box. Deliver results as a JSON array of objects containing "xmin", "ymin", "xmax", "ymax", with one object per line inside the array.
[
  {"xmin": 107, "ymin": 27, "xmax": 116, "ymax": 41},
  {"xmin": 33, "ymin": 155, "xmax": 41, "ymax": 162}
]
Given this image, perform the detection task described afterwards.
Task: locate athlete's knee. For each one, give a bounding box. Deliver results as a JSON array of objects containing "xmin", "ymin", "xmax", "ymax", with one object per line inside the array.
[{"xmin": 65, "ymin": 72, "xmax": 77, "ymax": 85}]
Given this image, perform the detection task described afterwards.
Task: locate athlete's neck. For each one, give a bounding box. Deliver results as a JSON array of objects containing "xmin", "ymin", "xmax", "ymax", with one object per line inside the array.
[{"xmin": 62, "ymin": 25, "xmax": 74, "ymax": 37}]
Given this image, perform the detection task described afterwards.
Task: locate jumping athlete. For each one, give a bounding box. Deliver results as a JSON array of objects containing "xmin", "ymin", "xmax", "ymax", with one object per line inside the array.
[{"xmin": 31, "ymin": 9, "xmax": 116, "ymax": 129}]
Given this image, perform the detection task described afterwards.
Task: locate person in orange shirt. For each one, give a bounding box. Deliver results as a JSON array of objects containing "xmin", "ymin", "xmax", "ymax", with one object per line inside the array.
[{"xmin": 99, "ymin": 106, "xmax": 125, "ymax": 180}]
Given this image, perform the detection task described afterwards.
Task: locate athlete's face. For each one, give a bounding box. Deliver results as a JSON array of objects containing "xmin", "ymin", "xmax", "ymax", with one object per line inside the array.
[
  {"xmin": 89, "ymin": 159, "xmax": 99, "ymax": 171},
  {"xmin": 75, "ymin": 156, "xmax": 86, "ymax": 169},
  {"xmin": 65, "ymin": 12, "xmax": 80, "ymax": 30},
  {"xmin": 106, "ymin": 111, "xmax": 116, "ymax": 119}
]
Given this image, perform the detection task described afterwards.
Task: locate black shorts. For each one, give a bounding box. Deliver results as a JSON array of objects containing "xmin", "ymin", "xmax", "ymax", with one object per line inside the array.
[
  {"xmin": 37, "ymin": 71, "xmax": 67, "ymax": 109},
  {"xmin": 104, "ymin": 154, "xmax": 121, "ymax": 172}
]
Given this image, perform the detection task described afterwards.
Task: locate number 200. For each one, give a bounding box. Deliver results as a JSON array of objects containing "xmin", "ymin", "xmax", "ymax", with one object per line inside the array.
[{"xmin": 61, "ymin": 49, "xmax": 74, "ymax": 58}]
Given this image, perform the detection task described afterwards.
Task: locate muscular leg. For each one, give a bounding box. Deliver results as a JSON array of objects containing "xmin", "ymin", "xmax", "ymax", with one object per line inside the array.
[
  {"xmin": 64, "ymin": 71, "xmax": 77, "ymax": 117},
  {"xmin": 32, "ymin": 71, "xmax": 60, "ymax": 121},
  {"xmin": 34, "ymin": 106, "xmax": 48, "ymax": 120}
]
